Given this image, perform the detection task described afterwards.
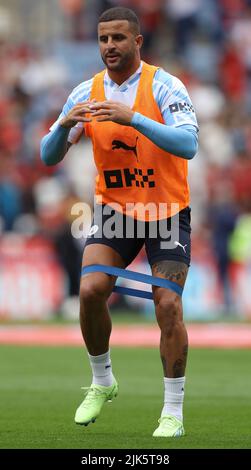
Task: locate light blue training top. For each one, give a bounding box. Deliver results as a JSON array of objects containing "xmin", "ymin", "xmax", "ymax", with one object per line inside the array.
[{"xmin": 41, "ymin": 62, "xmax": 198, "ymax": 165}]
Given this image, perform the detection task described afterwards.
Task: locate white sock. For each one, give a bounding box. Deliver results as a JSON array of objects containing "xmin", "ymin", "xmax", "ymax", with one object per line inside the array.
[
  {"xmin": 88, "ymin": 350, "xmax": 115, "ymax": 387},
  {"xmin": 161, "ymin": 376, "xmax": 185, "ymax": 422}
]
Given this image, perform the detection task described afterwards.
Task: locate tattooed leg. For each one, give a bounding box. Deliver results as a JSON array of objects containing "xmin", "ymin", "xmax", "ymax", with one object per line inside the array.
[{"xmin": 152, "ymin": 260, "xmax": 189, "ymax": 378}]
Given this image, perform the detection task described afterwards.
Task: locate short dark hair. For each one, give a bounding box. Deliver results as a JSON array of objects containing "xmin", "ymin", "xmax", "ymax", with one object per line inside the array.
[{"xmin": 98, "ymin": 7, "xmax": 140, "ymax": 35}]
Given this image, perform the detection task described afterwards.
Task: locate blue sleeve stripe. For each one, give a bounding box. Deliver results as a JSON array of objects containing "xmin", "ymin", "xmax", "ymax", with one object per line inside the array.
[
  {"xmin": 153, "ymin": 71, "xmax": 174, "ymax": 109},
  {"xmin": 49, "ymin": 81, "xmax": 92, "ymax": 132},
  {"xmin": 71, "ymin": 87, "xmax": 92, "ymax": 103},
  {"xmin": 167, "ymin": 87, "xmax": 191, "ymax": 103},
  {"xmin": 62, "ymin": 96, "xmax": 74, "ymax": 114},
  {"xmin": 152, "ymin": 81, "xmax": 167, "ymax": 109},
  {"xmin": 70, "ymin": 79, "xmax": 93, "ymax": 102},
  {"xmin": 152, "ymin": 70, "xmax": 198, "ymax": 128},
  {"xmin": 154, "ymin": 68, "xmax": 174, "ymax": 87},
  {"xmin": 71, "ymin": 78, "xmax": 93, "ymax": 95}
]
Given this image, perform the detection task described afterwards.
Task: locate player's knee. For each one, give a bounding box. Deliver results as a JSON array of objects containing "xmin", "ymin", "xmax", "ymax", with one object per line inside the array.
[
  {"xmin": 155, "ymin": 293, "xmax": 181, "ymax": 330},
  {"xmin": 155, "ymin": 292, "xmax": 180, "ymax": 314},
  {"xmin": 79, "ymin": 277, "xmax": 110, "ymax": 304}
]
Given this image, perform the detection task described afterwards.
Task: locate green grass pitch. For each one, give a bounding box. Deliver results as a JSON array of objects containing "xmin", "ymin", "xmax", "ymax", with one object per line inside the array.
[{"xmin": 0, "ymin": 345, "xmax": 250, "ymax": 449}]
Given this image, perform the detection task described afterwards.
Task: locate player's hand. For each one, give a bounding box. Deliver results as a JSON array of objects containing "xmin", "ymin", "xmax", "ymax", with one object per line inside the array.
[
  {"xmin": 89, "ymin": 101, "xmax": 134, "ymax": 126},
  {"xmin": 59, "ymin": 100, "xmax": 96, "ymax": 128}
]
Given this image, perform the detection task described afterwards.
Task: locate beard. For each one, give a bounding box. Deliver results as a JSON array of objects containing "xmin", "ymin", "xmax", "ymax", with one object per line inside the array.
[{"xmin": 101, "ymin": 49, "xmax": 135, "ymax": 72}]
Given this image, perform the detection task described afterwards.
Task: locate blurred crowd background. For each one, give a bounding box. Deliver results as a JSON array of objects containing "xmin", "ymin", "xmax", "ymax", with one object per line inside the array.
[{"xmin": 1, "ymin": 0, "xmax": 251, "ymax": 321}]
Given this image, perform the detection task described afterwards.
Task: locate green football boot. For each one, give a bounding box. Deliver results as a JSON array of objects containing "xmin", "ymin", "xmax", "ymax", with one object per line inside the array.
[
  {"xmin": 153, "ymin": 415, "xmax": 185, "ymax": 437},
  {"xmin": 74, "ymin": 381, "xmax": 118, "ymax": 426}
]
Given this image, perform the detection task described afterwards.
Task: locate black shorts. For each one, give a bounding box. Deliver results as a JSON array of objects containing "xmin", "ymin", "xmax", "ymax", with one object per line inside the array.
[{"xmin": 85, "ymin": 205, "xmax": 191, "ymax": 267}]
